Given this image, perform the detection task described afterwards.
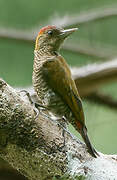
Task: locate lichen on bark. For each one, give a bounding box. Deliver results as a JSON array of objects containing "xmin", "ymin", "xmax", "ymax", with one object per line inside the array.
[{"xmin": 0, "ymin": 78, "xmax": 117, "ymax": 180}]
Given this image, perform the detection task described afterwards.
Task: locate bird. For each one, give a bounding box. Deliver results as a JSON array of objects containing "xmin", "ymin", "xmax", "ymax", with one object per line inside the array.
[{"xmin": 32, "ymin": 25, "xmax": 98, "ymax": 158}]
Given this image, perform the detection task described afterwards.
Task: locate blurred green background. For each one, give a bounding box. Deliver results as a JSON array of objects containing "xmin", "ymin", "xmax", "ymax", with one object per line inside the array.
[{"xmin": 0, "ymin": 0, "xmax": 117, "ymax": 156}]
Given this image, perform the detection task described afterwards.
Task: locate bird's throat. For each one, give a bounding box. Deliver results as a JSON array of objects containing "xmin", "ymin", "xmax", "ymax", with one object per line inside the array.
[{"xmin": 35, "ymin": 45, "xmax": 59, "ymax": 59}]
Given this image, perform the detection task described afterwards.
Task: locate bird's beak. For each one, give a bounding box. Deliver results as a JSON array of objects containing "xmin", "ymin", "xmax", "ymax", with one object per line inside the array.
[{"xmin": 59, "ymin": 27, "xmax": 78, "ymax": 39}]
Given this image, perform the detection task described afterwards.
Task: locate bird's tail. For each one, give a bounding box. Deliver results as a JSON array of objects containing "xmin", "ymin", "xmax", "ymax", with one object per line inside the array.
[{"xmin": 81, "ymin": 126, "xmax": 99, "ymax": 158}]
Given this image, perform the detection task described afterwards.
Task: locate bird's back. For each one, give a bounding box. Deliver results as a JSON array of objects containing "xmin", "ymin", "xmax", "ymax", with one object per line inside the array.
[{"xmin": 33, "ymin": 50, "xmax": 85, "ymax": 130}]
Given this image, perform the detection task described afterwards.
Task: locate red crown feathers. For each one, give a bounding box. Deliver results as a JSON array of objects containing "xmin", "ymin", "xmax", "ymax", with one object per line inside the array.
[{"xmin": 38, "ymin": 25, "xmax": 56, "ymax": 35}]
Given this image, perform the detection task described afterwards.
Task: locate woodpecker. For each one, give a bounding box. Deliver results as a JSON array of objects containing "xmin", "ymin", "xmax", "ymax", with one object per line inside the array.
[{"xmin": 33, "ymin": 25, "xmax": 98, "ymax": 158}]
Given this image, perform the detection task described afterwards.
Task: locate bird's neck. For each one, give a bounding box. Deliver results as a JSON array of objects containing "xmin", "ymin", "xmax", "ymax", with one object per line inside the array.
[{"xmin": 34, "ymin": 45, "xmax": 59, "ymax": 59}]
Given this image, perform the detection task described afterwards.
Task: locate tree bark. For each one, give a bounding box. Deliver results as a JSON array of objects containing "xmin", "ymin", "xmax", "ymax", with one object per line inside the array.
[{"xmin": 0, "ymin": 78, "xmax": 117, "ymax": 180}]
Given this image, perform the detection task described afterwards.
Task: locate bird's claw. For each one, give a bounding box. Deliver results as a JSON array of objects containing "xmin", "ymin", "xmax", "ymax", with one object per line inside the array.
[
  {"xmin": 55, "ymin": 116, "xmax": 68, "ymax": 147},
  {"xmin": 19, "ymin": 90, "xmax": 39, "ymax": 119},
  {"xmin": 19, "ymin": 90, "xmax": 33, "ymax": 104},
  {"xmin": 35, "ymin": 102, "xmax": 49, "ymax": 110}
]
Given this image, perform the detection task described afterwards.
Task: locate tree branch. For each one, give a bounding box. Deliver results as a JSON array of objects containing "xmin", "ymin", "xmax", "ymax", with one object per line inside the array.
[
  {"xmin": 1, "ymin": 6, "xmax": 117, "ymax": 59},
  {"xmin": 23, "ymin": 59, "xmax": 117, "ymax": 100},
  {"xmin": 60, "ymin": 5, "xmax": 117, "ymax": 28},
  {"xmin": 63, "ymin": 42, "xmax": 117, "ymax": 59},
  {"xmin": 0, "ymin": 79, "xmax": 117, "ymax": 179},
  {"xmin": 71, "ymin": 59, "xmax": 117, "ymax": 97},
  {"xmin": 86, "ymin": 91, "xmax": 117, "ymax": 110},
  {"xmin": 1, "ymin": 27, "xmax": 117, "ymax": 59},
  {"xmin": 2, "ymin": 5, "xmax": 117, "ymax": 42}
]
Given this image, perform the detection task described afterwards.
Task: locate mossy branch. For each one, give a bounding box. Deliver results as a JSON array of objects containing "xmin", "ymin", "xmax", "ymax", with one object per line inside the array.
[{"xmin": 0, "ymin": 78, "xmax": 117, "ymax": 180}]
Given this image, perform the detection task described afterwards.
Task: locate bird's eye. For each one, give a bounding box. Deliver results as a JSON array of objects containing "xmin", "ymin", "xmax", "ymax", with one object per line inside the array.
[{"xmin": 48, "ymin": 30, "xmax": 53, "ymax": 35}]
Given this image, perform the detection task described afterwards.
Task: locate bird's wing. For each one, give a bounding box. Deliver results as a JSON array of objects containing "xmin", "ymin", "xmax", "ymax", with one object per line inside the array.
[{"xmin": 42, "ymin": 56, "xmax": 85, "ymax": 127}]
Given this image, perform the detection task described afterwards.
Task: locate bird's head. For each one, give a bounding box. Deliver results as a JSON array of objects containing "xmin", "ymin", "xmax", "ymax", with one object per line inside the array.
[{"xmin": 35, "ymin": 25, "xmax": 78, "ymax": 52}]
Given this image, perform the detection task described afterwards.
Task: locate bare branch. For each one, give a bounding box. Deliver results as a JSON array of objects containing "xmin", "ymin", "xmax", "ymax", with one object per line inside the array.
[
  {"xmin": 0, "ymin": 78, "xmax": 89, "ymax": 179},
  {"xmin": 71, "ymin": 59, "xmax": 117, "ymax": 97},
  {"xmin": 1, "ymin": 6, "xmax": 117, "ymax": 41},
  {"xmin": 22, "ymin": 59, "xmax": 117, "ymax": 99},
  {"xmin": 59, "ymin": 6, "xmax": 117, "ymax": 28},
  {"xmin": 1, "ymin": 27, "xmax": 117, "ymax": 59},
  {"xmin": 1, "ymin": 6, "xmax": 117, "ymax": 59},
  {"xmin": 63, "ymin": 42, "xmax": 117, "ymax": 59},
  {"xmin": 86, "ymin": 92, "xmax": 117, "ymax": 110},
  {"xmin": 0, "ymin": 28, "xmax": 34, "ymax": 42},
  {"xmin": 0, "ymin": 79, "xmax": 117, "ymax": 179}
]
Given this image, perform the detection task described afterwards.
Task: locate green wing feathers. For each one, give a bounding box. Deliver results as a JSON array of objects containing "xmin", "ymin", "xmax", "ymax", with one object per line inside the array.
[{"xmin": 42, "ymin": 56, "xmax": 85, "ymax": 127}]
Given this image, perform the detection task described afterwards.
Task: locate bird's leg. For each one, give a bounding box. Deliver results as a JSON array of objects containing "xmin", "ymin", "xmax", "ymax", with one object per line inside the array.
[
  {"xmin": 55, "ymin": 116, "xmax": 68, "ymax": 148},
  {"xmin": 19, "ymin": 90, "xmax": 39, "ymax": 119},
  {"xmin": 61, "ymin": 116, "xmax": 66, "ymax": 147},
  {"xmin": 34, "ymin": 102, "xmax": 49, "ymax": 110},
  {"xmin": 19, "ymin": 90, "xmax": 33, "ymax": 104},
  {"xmin": 21, "ymin": 90, "xmax": 49, "ymax": 119},
  {"xmin": 19, "ymin": 90, "xmax": 48, "ymax": 119}
]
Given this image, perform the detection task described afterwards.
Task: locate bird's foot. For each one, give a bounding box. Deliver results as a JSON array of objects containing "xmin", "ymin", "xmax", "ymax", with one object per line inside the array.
[
  {"xmin": 20, "ymin": 90, "xmax": 33, "ymax": 104},
  {"xmin": 19, "ymin": 90, "xmax": 40, "ymax": 119},
  {"xmin": 62, "ymin": 127, "xmax": 66, "ymax": 147},
  {"xmin": 35, "ymin": 102, "xmax": 49, "ymax": 110},
  {"xmin": 56, "ymin": 116, "xmax": 68, "ymax": 148}
]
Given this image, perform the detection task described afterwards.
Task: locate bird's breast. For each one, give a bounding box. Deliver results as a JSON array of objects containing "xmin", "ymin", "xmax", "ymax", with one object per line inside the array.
[{"xmin": 33, "ymin": 60, "xmax": 70, "ymax": 118}]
